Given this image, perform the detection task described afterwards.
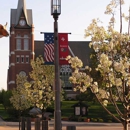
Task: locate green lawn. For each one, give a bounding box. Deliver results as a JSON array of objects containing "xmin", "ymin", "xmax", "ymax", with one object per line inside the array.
[
  {"xmin": 0, "ymin": 101, "xmax": 123, "ymax": 122},
  {"xmin": 61, "ymin": 101, "xmax": 123, "ymax": 122},
  {"xmin": 61, "ymin": 101, "xmax": 76, "ymax": 117}
]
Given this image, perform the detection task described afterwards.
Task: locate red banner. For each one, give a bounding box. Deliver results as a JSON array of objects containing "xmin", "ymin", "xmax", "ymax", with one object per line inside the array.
[{"xmin": 58, "ymin": 33, "xmax": 69, "ymax": 65}]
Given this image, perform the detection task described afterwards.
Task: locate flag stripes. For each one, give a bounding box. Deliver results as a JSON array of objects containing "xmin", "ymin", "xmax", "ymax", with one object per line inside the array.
[{"xmin": 44, "ymin": 33, "xmax": 54, "ymax": 62}]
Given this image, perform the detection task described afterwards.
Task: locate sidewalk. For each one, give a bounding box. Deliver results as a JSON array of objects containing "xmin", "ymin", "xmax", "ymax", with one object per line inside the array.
[
  {"xmin": 0, "ymin": 120, "xmax": 124, "ymax": 130},
  {"xmin": 0, "ymin": 119, "xmax": 122, "ymax": 127}
]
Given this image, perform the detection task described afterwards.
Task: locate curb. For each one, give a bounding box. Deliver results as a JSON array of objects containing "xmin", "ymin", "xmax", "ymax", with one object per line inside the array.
[{"xmin": 0, "ymin": 120, "xmax": 122, "ymax": 127}]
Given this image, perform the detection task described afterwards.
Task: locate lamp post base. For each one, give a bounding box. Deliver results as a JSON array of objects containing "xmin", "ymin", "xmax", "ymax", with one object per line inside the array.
[{"xmin": 54, "ymin": 110, "xmax": 62, "ymax": 130}]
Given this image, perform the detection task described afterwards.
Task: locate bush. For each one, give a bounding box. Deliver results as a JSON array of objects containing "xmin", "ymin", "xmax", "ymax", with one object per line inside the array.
[
  {"xmin": 91, "ymin": 118, "xmax": 98, "ymax": 122},
  {"xmin": 98, "ymin": 118, "xmax": 103, "ymax": 122},
  {"xmin": 69, "ymin": 115, "xmax": 79, "ymax": 121},
  {"xmin": 78, "ymin": 116, "xmax": 83, "ymax": 122},
  {"xmin": 108, "ymin": 120, "xmax": 112, "ymax": 123}
]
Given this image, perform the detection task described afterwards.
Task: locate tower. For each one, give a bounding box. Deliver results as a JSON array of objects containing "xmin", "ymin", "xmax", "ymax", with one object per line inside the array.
[{"xmin": 7, "ymin": 0, "xmax": 34, "ymax": 90}]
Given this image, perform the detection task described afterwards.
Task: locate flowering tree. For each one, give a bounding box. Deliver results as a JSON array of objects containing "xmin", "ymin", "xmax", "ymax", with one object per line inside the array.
[
  {"xmin": 66, "ymin": 0, "xmax": 130, "ymax": 130},
  {"xmin": 10, "ymin": 75, "xmax": 32, "ymax": 112},
  {"xmin": 24, "ymin": 56, "xmax": 54, "ymax": 111}
]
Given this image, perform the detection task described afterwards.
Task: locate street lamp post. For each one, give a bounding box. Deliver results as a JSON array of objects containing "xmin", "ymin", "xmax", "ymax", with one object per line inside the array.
[{"xmin": 51, "ymin": 0, "xmax": 61, "ymax": 130}]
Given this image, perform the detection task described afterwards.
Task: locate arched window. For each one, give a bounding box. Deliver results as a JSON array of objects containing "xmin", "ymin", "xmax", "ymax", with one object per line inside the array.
[
  {"xmin": 60, "ymin": 65, "xmax": 72, "ymax": 90},
  {"xmin": 24, "ymin": 35, "xmax": 29, "ymax": 50},
  {"xmin": 16, "ymin": 34, "xmax": 21, "ymax": 50}
]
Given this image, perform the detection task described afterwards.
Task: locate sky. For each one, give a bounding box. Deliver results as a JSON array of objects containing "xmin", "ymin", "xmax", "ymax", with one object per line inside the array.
[{"xmin": 0, "ymin": 0, "xmax": 130, "ymax": 90}]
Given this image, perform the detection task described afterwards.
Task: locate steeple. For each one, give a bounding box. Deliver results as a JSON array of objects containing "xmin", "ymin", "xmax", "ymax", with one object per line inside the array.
[
  {"xmin": 10, "ymin": 0, "xmax": 33, "ymax": 26},
  {"xmin": 16, "ymin": 0, "xmax": 28, "ymax": 25}
]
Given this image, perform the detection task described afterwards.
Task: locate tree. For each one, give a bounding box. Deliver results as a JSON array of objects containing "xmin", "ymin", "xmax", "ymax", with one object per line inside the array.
[
  {"xmin": 3, "ymin": 90, "xmax": 12, "ymax": 110},
  {"xmin": 66, "ymin": 0, "xmax": 130, "ymax": 130},
  {"xmin": 10, "ymin": 75, "xmax": 32, "ymax": 112},
  {"xmin": 0, "ymin": 89, "xmax": 5, "ymax": 104},
  {"xmin": 0, "ymin": 89, "xmax": 12, "ymax": 110},
  {"xmin": 75, "ymin": 90, "xmax": 95, "ymax": 102},
  {"xmin": 24, "ymin": 56, "xmax": 54, "ymax": 112}
]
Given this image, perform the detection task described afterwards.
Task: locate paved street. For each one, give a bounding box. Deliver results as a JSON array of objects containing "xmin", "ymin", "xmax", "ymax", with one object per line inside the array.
[
  {"xmin": 0, "ymin": 126, "xmax": 125, "ymax": 130},
  {"xmin": 0, "ymin": 120, "xmax": 125, "ymax": 130},
  {"xmin": 0, "ymin": 125, "xmax": 124, "ymax": 130}
]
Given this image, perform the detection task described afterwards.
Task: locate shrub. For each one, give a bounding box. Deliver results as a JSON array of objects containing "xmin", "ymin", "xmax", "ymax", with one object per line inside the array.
[
  {"xmin": 91, "ymin": 118, "xmax": 98, "ymax": 122},
  {"xmin": 69, "ymin": 115, "xmax": 79, "ymax": 121},
  {"xmin": 108, "ymin": 120, "xmax": 112, "ymax": 123},
  {"xmin": 78, "ymin": 116, "xmax": 83, "ymax": 122},
  {"xmin": 98, "ymin": 118, "xmax": 103, "ymax": 122}
]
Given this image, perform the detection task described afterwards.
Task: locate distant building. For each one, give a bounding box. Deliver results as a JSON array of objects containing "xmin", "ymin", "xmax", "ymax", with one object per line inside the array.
[{"xmin": 7, "ymin": 0, "xmax": 92, "ymax": 99}]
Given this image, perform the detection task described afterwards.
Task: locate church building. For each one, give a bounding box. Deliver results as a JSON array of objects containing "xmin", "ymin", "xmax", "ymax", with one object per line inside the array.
[{"xmin": 7, "ymin": 0, "xmax": 91, "ymax": 99}]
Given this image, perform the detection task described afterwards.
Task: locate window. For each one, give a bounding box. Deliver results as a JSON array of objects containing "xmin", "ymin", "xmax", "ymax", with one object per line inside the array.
[
  {"xmin": 21, "ymin": 55, "xmax": 24, "ymax": 63},
  {"xmin": 60, "ymin": 73, "xmax": 72, "ymax": 90},
  {"xmin": 16, "ymin": 34, "xmax": 21, "ymax": 50},
  {"xmin": 19, "ymin": 71, "xmax": 26, "ymax": 76},
  {"xmin": 24, "ymin": 35, "xmax": 29, "ymax": 50},
  {"xmin": 16, "ymin": 55, "xmax": 20, "ymax": 63},
  {"xmin": 60, "ymin": 65, "xmax": 72, "ymax": 90},
  {"xmin": 26, "ymin": 55, "xmax": 29, "ymax": 63}
]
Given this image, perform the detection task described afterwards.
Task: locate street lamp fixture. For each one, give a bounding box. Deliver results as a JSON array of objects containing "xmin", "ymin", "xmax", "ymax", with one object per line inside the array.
[
  {"xmin": 51, "ymin": 0, "xmax": 61, "ymax": 130},
  {"xmin": 51, "ymin": 0, "xmax": 61, "ymax": 16}
]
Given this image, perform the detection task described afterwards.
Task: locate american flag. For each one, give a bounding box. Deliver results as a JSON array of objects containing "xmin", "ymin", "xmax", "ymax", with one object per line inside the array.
[{"xmin": 44, "ymin": 33, "xmax": 54, "ymax": 62}]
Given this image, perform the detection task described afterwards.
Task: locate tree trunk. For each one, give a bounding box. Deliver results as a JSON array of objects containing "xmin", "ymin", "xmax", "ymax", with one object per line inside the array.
[
  {"xmin": 123, "ymin": 120, "xmax": 129, "ymax": 130},
  {"xmin": 42, "ymin": 109, "xmax": 46, "ymax": 120},
  {"xmin": 120, "ymin": 0, "xmax": 122, "ymax": 34}
]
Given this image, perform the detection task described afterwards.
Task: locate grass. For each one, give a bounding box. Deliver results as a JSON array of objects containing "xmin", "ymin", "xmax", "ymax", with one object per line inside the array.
[
  {"xmin": 61, "ymin": 101, "xmax": 76, "ymax": 116},
  {"xmin": 0, "ymin": 104, "xmax": 10, "ymax": 120},
  {"xmin": 61, "ymin": 101, "xmax": 123, "ymax": 122},
  {"xmin": 0, "ymin": 101, "xmax": 124, "ymax": 122}
]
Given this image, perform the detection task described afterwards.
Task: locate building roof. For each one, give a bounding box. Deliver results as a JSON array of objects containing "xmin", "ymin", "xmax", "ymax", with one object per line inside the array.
[
  {"xmin": 34, "ymin": 41, "xmax": 44, "ymax": 58},
  {"xmin": 10, "ymin": 0, "xmax": 33, "ymax": 26},
  {"xmin": 69, "ymin": 41, "xmax": 91, "ymax": 66},
  {"xmin": 34, "ymin": 41, "xmax": 92, "ymax": 67}
]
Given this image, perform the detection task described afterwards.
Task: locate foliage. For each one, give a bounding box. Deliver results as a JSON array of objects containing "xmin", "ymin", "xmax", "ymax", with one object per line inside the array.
[
  {"xmin": 76, "ymin": 88, "xmax": 96, "ymax": 102},
  {"xmin": 0, "ymin": 90, "xmax": 20, "ymax": 119},
  {"xmin": 25, "ymin": 56, "xmax": 54, "ymax": 110},
  {"xmin": 10, "ymin": 75, "xmax": 32, "ymax": 111},
  {"xmin": 2, "ymin": 90, "xmax": 12, "ymax": 110},
  {"xmin": 0, "ymin": 89, "xmax": 12, "ymax": 110},
  {"xmin": 0, "ymin": 89, "xmax": 4, "ymax": 104},
  {"xmin": 66, "ymin": 0, "xmax": 130, "ymax": 130}
]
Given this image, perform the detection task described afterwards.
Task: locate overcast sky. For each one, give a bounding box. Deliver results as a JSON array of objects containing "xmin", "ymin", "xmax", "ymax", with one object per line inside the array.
[{"xmin": 0, "ymin": 0, "xmax": 130, "ymax": 90}]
